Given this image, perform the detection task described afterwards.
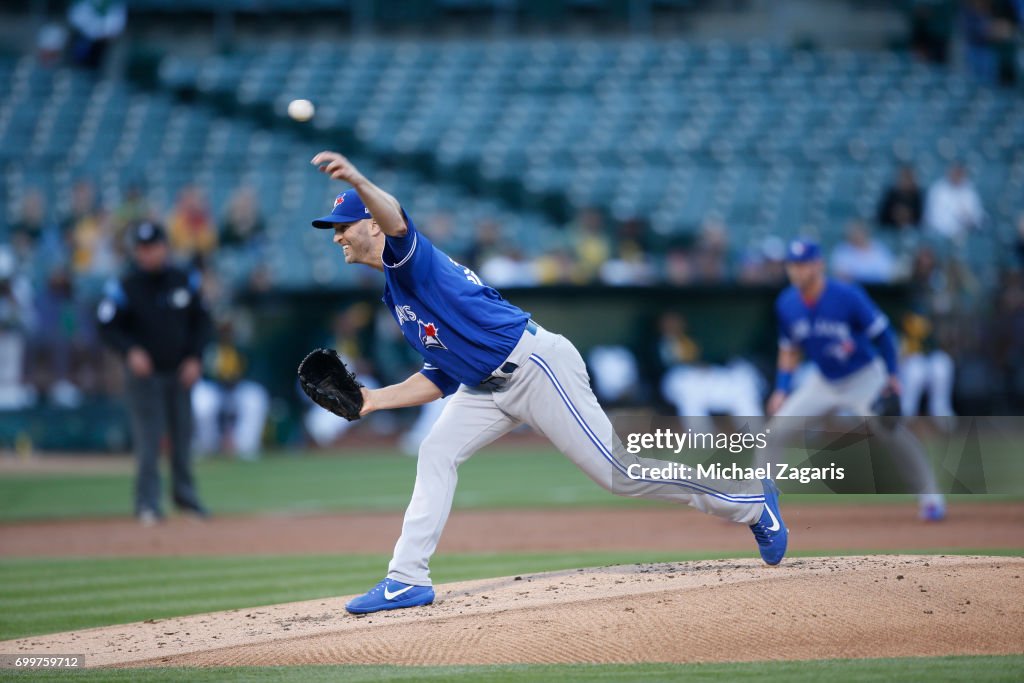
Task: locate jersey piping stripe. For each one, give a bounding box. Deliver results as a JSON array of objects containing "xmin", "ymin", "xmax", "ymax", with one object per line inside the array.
[
  {"xmin": 529, "ymin": 354, "xmax": 766, "ymax": 504},
  {"xmin": 383, "ymin": 234, "xmax": 418, "ymax": 269},
  {"xmin": 865, "ymin": 314, "xmax": 889, "ymax": 338}
]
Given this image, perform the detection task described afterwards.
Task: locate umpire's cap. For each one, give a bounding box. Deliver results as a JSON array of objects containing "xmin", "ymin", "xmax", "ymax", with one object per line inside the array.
[
  {"xmin": 785, "ymin": 239, "xmax": 821, "ymax": 263},
  {"xmin": 312, "ymin": 189, "xmax": 371, "ymax": 229},
  {"xmin": 133, "ymin": 222, "xmax": 167, "ymax": 246}
]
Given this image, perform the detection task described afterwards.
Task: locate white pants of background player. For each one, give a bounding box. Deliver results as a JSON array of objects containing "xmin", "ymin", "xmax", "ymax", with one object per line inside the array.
[
  {"xmin": 757, "ymin": 359, "xmax": 942, "ymax": 509},
  {"xmin": 387, "ymin": 325, "xmax": 767, "ymax": 587},
  {"xmin": 399, "ymin": 394, "xmax": 451, "ymax": 456},
  {"xmin": 0, "ymin": 332, "xmax": 32, "ymax": 409},
  {"xmin": 661, "ymin": 362, "xmax": 763, "ymax": 432},
  {"xmin": 901, "ymin": 351, "xmax": 955, "ymax": 419},
  {"xmin": 192, "ymin": 379, "xmax": 269, "ymax": 460}
]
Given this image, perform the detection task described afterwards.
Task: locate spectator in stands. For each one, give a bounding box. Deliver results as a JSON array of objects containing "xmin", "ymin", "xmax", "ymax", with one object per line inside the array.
[
  {"xmin": 29, "ymin": 265, "xmax": 88, "ymax": 408},
  {"xmin": 534, "ymin": 247, "xmax": 578, "ymax": 285},
  {"xmin": 168, "ymin": 186, "xmax": 217, "ymax": 259},
  {"xmin": 36, "ymin": 21, "xmax": 68, "ymax": 67},
  {"xmin": 691, "ymin": 215, "xmax": 732, "ymax": 283},
  {"xmin": 566, "ymin": 207, "xmax": 610, "ymax": 283},
  {"xmin": 67, "ymin": 0, "xmax": 126, "ymax": 71},
  {"xmin": 600, "ymin": 217, "xmax": 656, "ymax": 285},
  {"xmin": 663, "ymin": 239, "xmax": 694, "ymax": 286},
  {"xmin": 61, "ymin": 180, "xmax": 100, "ymax": 240},
  {"xmin": 60, "ymin": 181, "xmax": 117, "ymax": 277},
  {"xmin": 909, "ymin": 244, "xmax": 980, "ymax": 315},
  {"xmin": 899, "ymin": 310, "xmax": 956, "ymax": 422},
  {"xmin": 113, "ymin": 183, "xmax": 152, "ymax": 244},
  {"xmin": 962, "ymin": 0, "xmax": 1021, "ymax": 86},
  {"xmin": 599, "ymin": 245, "xmax": 656, "ymax": 285},
  {"xmin": 737, "ymin": 236, "xmax": 787, "ymax": 285},
  {"xmin": 615, "ymin": 217, "xmax": 651, "ymax": 262},
  {"xmin": 10, "ymin": 190, "xmax": 54, "ymax": 263},
  {"xmin": 219, "ymin": 186, "xmax": 266, "ymax": 250},
  {"xmin": 192, "ymin": 320, "xmax": 269, "ymax": 460},
  {"xmin": 830, "ymin": 220, "xmax": 897, "ymax": 283},
  {"xmin": 923, "ymin": 162, "xmax": 984, "ymax": 242},
  {"xmin": 480, "ymin": 247, "xmax": 538, "ymax": 287},
  {"xmin": 877, "ymin": 166, "xmax": 924, "ymax": 230},
  {"xmin": 71, "ymin": 208, "xmax": 118, "ymax": 277},
  {"xmin": 907, "ymin": 0, "xmax": 955, "ymax": 64},
  {"xmin": 0, "ymin": 247, "xmax": 34, "ymax": 409}
]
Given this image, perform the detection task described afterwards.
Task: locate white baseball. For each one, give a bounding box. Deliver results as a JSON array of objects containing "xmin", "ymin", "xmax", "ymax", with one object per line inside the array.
[{"xmin": 287, "ymin": 99, "xmax": 315, "ymax": 122}]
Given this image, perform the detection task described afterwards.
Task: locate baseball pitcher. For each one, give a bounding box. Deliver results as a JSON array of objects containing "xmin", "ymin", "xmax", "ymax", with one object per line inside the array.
[{"xmin": 301, "ymin": 151, "xmax": 788, "ymax": 615}]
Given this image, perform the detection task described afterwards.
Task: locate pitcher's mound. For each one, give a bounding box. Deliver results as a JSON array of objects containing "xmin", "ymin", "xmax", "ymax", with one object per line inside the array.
[{"xmin": 3, "ymin": 555, "xmax": 1022, "ymax": 668}]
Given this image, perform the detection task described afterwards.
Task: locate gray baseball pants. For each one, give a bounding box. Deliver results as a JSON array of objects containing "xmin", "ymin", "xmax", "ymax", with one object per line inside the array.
[
  {"xmin": 754, "ymin": 359, "xmax": 941, "ymax": 497},
  {"xmin": 127, "ymin": 373, "xmax": 202, "ymax": 516},
  {"xmin": 387, "ymin": 325, "xmax": 766, "ymax": 586}
]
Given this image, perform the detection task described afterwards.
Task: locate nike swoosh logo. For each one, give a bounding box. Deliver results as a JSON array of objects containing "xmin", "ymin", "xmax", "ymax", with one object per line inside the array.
[
  {"xmin": 763, "ymin": 503, "xmax": 781, "ymax": 532},
  {"xmin": 383, "ymin": 585, "xmax": 414, "ymax": 601}
]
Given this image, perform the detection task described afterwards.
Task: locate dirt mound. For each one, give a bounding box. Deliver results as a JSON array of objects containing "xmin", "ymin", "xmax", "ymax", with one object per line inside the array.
[{"xmin": 1, "ymin": 555, "xmax": 1021, "ymax": 668}]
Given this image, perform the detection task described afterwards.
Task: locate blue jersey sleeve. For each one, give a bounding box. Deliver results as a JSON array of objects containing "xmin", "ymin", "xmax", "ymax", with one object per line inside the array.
[
  {"xmin": 775, "ymin": 296, "xmax": 794, "ymax": 349},
  {"xmin": 849, "ymin": 286, "xmax": 889, "ymax": 338},
  {"xmin": 849, "ymin": 285, "xmax": 897, "ymax": 375},
  {"xmin": 382, "ymin": 209, "xmax": 422, "ymax": 269},
  {"xmin": 419, "ymin": 363, "xmax": 460, "ymax": 397}
]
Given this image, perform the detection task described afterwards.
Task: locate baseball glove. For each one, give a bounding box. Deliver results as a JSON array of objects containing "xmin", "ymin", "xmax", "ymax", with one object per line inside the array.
[
  {"xmin": 871, "ymin": 390, "xmax": 902, "ymax": 431},
  {"xmin": 297, "ymin": 348, "xmax": 364, "ymax": 421}
]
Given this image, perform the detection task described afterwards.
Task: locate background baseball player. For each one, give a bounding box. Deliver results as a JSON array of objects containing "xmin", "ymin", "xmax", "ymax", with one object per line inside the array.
[
  {"xmin": 758, "ymin": 239, "xmax": 946, "ymax": 521},
  {"xmin": 306, "ymin": 150, "xmax": 788, "ymax": 615}
]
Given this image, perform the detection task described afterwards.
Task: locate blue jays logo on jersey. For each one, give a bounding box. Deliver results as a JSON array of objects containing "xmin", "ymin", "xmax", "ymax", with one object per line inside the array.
[
  {"xmin": 827, "ymin": 338, "xmax": 856, "ymax": 361},
  {"xmin": 418, "ymin": 321, "xmax": 447, "ymax": 350},
  {"xmin": 792, "ymin": 317, "xmax": 854, "ymax": 361}
]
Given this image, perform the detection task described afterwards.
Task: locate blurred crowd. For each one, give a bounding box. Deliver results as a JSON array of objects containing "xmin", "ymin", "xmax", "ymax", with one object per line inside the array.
[
  {"xmin": 907, "ymin": 0, "xmax": 1023, "ymax": 86},
  {"xmin": 1, "ymin": 155, "xmax": 1022, "ymax": 422},
  {"xmin": 453, "ymin": 161, "xmax": 1006, "ymax": 294},
  {"xmin": 0, "ymin": 180, "xmax": 268, "ymax": 413}
]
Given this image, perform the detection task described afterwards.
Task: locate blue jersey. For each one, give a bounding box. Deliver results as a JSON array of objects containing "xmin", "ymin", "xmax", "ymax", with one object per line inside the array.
[
  {"xmin": 382, "ymin": 213, "xmax": 530, "ymax": 395},
  {"xmin": 775, "ymin": 279, "xmax": 893, "ymax": 381}
]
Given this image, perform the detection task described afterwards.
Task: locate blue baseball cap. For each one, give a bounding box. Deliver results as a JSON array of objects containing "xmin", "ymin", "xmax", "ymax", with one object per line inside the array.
[
  {"xmin": 785, "ymin": 239, "xmax": 821, "ymax": 263},
  {"xmin": 311, "ymin": 189, "xmax": 372, "ymax": 229}
]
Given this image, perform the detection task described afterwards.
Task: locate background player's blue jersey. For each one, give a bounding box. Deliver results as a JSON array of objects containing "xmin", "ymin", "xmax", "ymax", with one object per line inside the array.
[
  {"xmin": 775, "ymin": 279, "xmax": 893, "ymax": 381},
  {"xmin": 381, "ymin": 213, "xmax": 530, "ymax": 395}
]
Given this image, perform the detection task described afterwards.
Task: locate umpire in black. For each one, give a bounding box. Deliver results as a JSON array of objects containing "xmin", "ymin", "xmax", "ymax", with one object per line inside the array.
[{"xmin": 98, "ymin": 222, "xmax": 211, "ymax": 524}]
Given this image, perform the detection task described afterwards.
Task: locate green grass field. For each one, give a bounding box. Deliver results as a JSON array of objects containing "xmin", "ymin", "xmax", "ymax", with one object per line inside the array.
[
  {"xmin": 2, "ymin": 656, "xmax": 1023, "ymax": 683},
  {"xmin": 1, "ymin": 446, "xmax": 1020, "ymax": 521},
  {"xmin": 1, "ymin": 447, "xmax": 1021, "ymax": 681}
]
